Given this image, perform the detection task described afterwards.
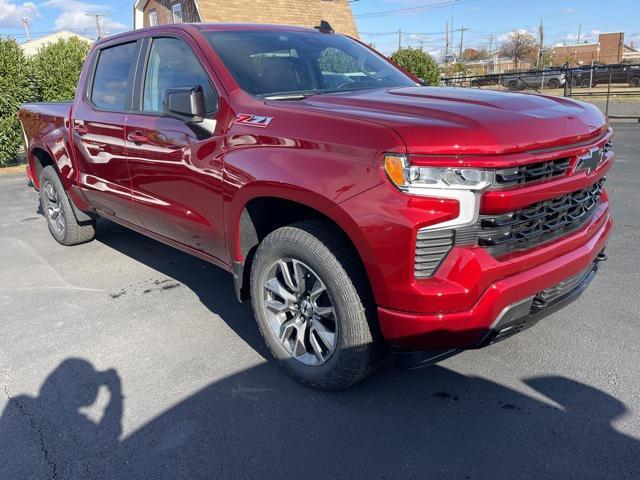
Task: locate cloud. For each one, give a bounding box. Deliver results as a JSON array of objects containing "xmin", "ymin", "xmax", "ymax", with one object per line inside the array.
[
  {"xmin": 559, "ymin": 29, "xmax": 602, "ymax": 44},
  {"xmin": 41, "ymin": 0, "xmax": 101, "ymax": 12},
  {"xmin": 496, "ymin": 29, "xmax": 536, "ymax": 42},
  {"xmin": 53, "ymin": 11, "xmax": 127, "ymax": 36},
  {"xmin": 562, "ymin": 7, "xmax": 579, "ymax": 14},
  {"xmin": 41, "ymin": 0, "xmax": 128, "ymax": 37},
  {"xmin": 0, "ymin": 0, "xmax": 38, "ymax": 28}
]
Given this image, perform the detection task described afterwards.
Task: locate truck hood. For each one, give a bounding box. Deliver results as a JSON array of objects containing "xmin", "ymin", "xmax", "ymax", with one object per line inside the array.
[{"xmin": 292, "ymin": 87, "xmax": 608, "ymax": 155}]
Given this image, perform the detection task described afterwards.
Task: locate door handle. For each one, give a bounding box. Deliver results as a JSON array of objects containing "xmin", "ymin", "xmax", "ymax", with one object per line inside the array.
[
  {"xmin": 127, "ymin": 131, "xmax": 148, "ymax": 145},
  {"xmin": 73, "ymin": 123, "xmax": 88, "ymax": 136}
]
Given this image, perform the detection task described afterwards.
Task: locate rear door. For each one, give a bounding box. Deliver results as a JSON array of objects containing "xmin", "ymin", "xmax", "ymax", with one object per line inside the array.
[
  {"xmin": 71, "ymin": 39, "xmax": 141, "ymax": 225},
  {"xmin": 124, "ymin": 34, "xmax": 229, "ymax": 262}
]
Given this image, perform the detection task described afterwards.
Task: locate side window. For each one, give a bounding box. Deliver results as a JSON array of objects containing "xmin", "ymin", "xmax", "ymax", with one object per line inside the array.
[
  {"xmin": 171, "ymin": 2, "xmax": 182, "ymax": 23},
  {"xmin": 149, "ymin": 10, "xmax": 158, "ymax": 27},
  {"xmin": 142, "ymin": 37, "xmax": 217, "ymax": 114},
  {"xmin": 90, "ymin": 42, "xmax": 137, "ymax": 110}
]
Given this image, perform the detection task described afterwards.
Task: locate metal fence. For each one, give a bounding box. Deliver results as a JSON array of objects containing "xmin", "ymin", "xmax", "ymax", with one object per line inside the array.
[{"xmin": 442, "ymin": 64, "xmax": 640, "ymax": 121}]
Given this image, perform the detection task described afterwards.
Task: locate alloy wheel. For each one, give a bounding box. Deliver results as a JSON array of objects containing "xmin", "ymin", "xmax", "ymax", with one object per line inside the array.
[
  {"xmin": 262, "ymin": 258, "xmax": 338, "ymax": 366},
  {"xmin": 43, "ymin": 180, "xmax": 66, "ymax": 234}
]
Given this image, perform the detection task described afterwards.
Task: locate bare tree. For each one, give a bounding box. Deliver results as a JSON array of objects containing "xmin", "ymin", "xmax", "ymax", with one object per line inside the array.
[{"xmin": 499, "ymin": 30, "xmax": 538, "ymax": 70}]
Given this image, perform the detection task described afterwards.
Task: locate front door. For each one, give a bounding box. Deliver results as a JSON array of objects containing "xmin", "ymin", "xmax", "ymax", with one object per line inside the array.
[
  {"xmin": 72, "ymin": 40, "xmax": 141, "ymax": 225},
  {"xmin": 125, "ymin": 35, "xmax": 228, "ymax": 262}
]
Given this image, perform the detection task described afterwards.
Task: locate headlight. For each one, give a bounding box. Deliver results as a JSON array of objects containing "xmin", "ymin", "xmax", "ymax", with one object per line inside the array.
[{"xmin": 384, "ymin": 154, "xmax": 494, "ymax": 192}]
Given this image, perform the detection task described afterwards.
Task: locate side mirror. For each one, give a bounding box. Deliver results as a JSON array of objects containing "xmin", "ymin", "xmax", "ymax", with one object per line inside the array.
[{"xmin": 163, "ymin": 86, "xmax": 206, "ymax": 123}]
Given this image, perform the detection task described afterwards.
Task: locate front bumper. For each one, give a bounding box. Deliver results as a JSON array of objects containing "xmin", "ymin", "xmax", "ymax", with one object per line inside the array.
[{"xmin": 378, "ymin": 213, "xmax": 612, "ymax": 350}]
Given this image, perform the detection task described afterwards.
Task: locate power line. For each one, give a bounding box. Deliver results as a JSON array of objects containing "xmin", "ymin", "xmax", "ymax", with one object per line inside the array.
[{"xmin": 354, "ymin": 0, "xmax": 474, "ymax": 19}]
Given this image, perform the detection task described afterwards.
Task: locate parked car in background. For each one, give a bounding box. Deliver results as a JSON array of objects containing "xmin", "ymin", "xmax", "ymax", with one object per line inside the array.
[
  {"xmin": 501, "ymin": 69, "xmax": 566, "ymax": 90},
  {"xmin": 572, "ymin": 64, "xmax": 640, "ymax": 87},
  {"xmin": 19, "ymin": 23, "xmax": 613, "ymax": 390},
  {"xmin": 469, "ymin": 73, "xmax": 500, "ymax": 87}
]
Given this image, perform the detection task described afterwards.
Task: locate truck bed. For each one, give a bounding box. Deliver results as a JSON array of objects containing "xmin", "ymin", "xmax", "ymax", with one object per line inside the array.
[{"xmin": 19, "ymin": 102, "xmax": 73, "ymax": 187}]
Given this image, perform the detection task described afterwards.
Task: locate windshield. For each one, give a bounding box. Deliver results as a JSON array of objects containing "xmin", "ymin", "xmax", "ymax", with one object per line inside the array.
[{"xmin": 205, "ymin": 30, "xmax": 416, "ymax": 98}]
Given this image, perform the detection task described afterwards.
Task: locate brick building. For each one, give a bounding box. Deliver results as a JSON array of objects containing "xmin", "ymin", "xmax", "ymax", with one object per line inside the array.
[
  {"xmin": 552, "ymin": 32, "xmax": 626, "ymax": 65},
  {"xmin": 133, "ymin": 0, "xmax": 359, "ymax": 38}
]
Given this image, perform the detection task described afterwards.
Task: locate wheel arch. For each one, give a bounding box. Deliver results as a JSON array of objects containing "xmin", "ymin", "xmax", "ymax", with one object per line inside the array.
[
  {"xmin": 28, "ymin": 144, "xmax": 57, "ymax": 191},
  {"xmin": 228, "ymin": 188, "xmax": 378, "ymax": 308}
]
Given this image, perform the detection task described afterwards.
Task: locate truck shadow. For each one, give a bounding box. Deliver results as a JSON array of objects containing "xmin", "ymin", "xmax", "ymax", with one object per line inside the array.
[
  {"xmin": 93, "ymin": 217, "xmax": 271, "ymax": 358},
  {"xmin": 1, "ymin": 357, "xmax": 638, "ymax": 479},
  {"xmin": 12, "ymin": 217, "xmax": 637, "ymax": 478}
]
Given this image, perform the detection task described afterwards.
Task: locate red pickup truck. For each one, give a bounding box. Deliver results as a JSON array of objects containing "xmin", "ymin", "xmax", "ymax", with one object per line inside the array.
[{"xmin": 19, "ymin": 23, "xmax": 612, "ymax": 390}]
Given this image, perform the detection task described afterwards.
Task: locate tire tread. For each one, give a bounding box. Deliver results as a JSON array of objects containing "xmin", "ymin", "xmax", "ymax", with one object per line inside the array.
[{"xmin": 250, "ymin": 219, "xmax": 383, "ymax": 390}]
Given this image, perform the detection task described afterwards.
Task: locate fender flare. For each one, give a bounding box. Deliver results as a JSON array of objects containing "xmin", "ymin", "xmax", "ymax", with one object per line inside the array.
[{"xmin": 226, "ymin": 181, "xmax": 384, "ymax": 304}]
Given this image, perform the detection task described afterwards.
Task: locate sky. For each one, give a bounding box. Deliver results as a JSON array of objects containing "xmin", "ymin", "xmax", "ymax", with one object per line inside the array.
[{"xmin": 1, "ymin": 0, "xmax": 638, "ymax": 59}]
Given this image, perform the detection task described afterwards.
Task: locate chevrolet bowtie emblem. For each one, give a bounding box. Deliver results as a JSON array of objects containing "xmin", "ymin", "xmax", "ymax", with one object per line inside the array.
[{"xmin": 575, "ymin": 147, "xmax": 603, "ymax": 174}]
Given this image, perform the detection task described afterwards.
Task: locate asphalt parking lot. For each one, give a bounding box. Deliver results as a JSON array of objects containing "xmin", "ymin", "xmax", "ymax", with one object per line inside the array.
[{"xmin": 1, "ymin": 124, "xmax": 639, "ymax": 479}]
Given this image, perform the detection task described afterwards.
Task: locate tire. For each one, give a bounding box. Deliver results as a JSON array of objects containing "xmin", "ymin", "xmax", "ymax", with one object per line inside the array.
[
  {"xmin": 580, "ymin": 78, "xmax": 592, "ymax": 88},
  {"xmin": 507, "ymin": 80, "xmax": 519, "ymax": 91},
  {"xmin": 547, "ymin": 78, "xmax": 560, "ymax": 89},
  {"xmin": 630, "ymin": 77, "xmax": 640, "ymax": 87},
  {"xmin": 250, "ymin": 220, "xmax": 383, "ymax": 390},
  {"xmin": 39, "ymin": 166, "xmax": 96, "ymax": 246}
]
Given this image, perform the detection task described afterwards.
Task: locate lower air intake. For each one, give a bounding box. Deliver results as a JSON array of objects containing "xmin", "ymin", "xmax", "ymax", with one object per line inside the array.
[{"xmin": 414, "ymin": 229, "xmax": 455, "ymax": 278}]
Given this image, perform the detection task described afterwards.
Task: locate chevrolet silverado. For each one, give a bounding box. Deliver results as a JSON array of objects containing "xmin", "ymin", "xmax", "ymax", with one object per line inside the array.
[{"xmin": 19, "ymin": 23, "xmax": 613, "ymax": 389}]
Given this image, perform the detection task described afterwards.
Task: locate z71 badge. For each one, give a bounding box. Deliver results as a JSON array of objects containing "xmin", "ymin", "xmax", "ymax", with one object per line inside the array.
[{"xmin": 235, "ymin": 114, "xmax": 273, "ymax": 128}]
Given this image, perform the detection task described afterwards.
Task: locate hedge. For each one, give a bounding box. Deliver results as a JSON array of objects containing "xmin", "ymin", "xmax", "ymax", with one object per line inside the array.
[
  {"xmin": 0, "ymin": 39, "xmax": 33, "ymax": 167},
  {"xmin": 390, "ymin": 47, "xmax": 440, "ymax": 86},
  {"xmin": 0, "ymin": 37, "xmax": 90, "ymax": 167}
]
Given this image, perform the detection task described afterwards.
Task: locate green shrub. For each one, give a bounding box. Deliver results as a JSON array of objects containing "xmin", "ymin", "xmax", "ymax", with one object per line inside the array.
[
  {"xmin": 31, "ymin": 37, "xmax": 91, "ymax": 102},
  {"xmin": 0, "ymin": 38, "xmax": 33, "ymax": 166},
  {"xmin": 389, "ymin": 47, "xmax": 441, "ymax": 86}
]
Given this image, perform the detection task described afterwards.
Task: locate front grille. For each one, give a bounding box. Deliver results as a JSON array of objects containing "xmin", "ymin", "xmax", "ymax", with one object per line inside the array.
[
  {"xmin": 477, "ymin": 179, "xmax": 605, "ymax": 256},
  {"xmin": 493, "ymin": 157, "xmax": 571, "ymax": 188},
  {"xmin": 414, "ymin": 229, "xmax": 455, "ymax": 278}
]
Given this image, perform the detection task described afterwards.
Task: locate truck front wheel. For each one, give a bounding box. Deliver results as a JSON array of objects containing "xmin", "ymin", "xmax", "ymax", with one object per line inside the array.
[
  {"xmin": 250, "ymin": 220, "xmax": 383, "ymax": 390},
  {"xmin": 39, "ymin": 166, "xmax": 96, "ymax": 246}
]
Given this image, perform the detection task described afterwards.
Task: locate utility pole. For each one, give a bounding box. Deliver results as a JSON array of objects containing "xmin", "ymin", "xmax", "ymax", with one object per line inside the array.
[
  {"xmin": 397, "ymin": 29, "xmax": 402, "ymax": 50},
  {"xmin": 445, "ymin": 20, "xmax": 449, "ymax": 56},
  {"xmin": 538, "ymin": 18, "xmax": 544, "ymax": 66},
  {"xmin": 488, "ymin": 34, "xmax": 493, "ymax": 55},
  {"xmin": 450, "ymin": 5, "xmax": 455, "ymax": 56},
  {"xmin": 21, "ymin": 17, "xmax": 30, "ymax": 41},
  {"xmin": 577, "ymin": 23, "xmax": 582, "ymax": 44},
  {"xmin": 86, "ymin": 13, "xmax": 107, "ymax": 39},
  {"xmin": 457, "ymin": 26, "xmax": 468, "ymax": 60}
]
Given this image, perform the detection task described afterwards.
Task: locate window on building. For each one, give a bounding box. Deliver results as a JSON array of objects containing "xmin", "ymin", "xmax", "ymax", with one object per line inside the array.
[
  {"xmin": 148, "ymin": 10, "xmax": 158, "ymax": 27},
  {"xmin": 171, "ymin": 2, "xmax": 182, "ymax": 23},
  {"xmin": 142, "ymin": 37, "xmax": 217, "ymax": 114},
  {"xmin": 90, "ymin": 42, "xmax": 137, "ymax": 110}
]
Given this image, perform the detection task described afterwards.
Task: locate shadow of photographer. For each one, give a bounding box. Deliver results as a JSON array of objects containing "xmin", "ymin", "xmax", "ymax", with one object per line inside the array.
[
  {"xmin": 1, "ymin": 356, "xmax": 639, "ymax": 479},
  {"xmin": 0, "ymin": 358, "xmax": 122, "ymax": 479}
]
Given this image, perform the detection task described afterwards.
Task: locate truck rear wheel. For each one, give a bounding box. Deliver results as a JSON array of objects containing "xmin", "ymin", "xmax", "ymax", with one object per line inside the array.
[
  {"xmin": 250, "ymin": 220, "xmax": 383, "ymax": 390},
  {"xmin": 39, "ymin": 166, "xmax": 96, "ymax": 246}
]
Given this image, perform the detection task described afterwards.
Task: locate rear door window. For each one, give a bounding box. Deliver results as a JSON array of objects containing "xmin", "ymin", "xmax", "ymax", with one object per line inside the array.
[{"xmin": 90, "ymin": 42, "xmax": 137, "ymax": 111}]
